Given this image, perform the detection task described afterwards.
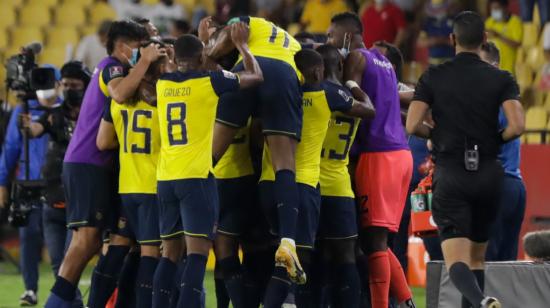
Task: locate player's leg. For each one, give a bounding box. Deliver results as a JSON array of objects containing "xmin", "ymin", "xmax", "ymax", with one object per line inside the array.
[
  {"xmin": 115, "ymin": 245, "xmax": 140, "ymax": 308},
  {"xmin": 215, "ymin": 233, "xmax": 244, "ymax": 307},
  {"xmin": 134, "ymin": 194, "xmax": 161, "ymax": 308},
  {"xmin": 214, "ymin": 261, "xmax": 231, "ymax": 308},
  {"xmin": 154, "ymin": 181, "xmax": 186, "ymax": 308},
  {"xmin": 18, "ymin": 206, "xmax": 43, "ymax": 306},
  {"xmin": 176, "ymin": 175, "xmax": 219, "ymax": 308}
]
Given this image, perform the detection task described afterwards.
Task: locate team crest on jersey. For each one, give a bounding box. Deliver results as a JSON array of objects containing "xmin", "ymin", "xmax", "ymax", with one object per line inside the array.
[
  {"xmin": 338, "ymin": 89, "xmax": 352, "ymax": 102},
  {"xmin": 109, "ymin": 66, "xmax": 124, "ymax": 78},
  {"xmin": 222, "ymin": 70, "xmax": 237, "ymax": 79},
  {"xmin": 118, "ymin": 218, "xmax": 127, "ymax": 230}
]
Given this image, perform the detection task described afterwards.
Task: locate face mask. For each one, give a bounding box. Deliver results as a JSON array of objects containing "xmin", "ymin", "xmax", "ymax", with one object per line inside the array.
[
  {"xmin": 124, "ymin": 44, "xmax": 139, "ymax": 67},
  {"xmin": 375, "ymin": 0, "xmax": 386, "ymax": 5},
  {"xmin": 63, "ymin": 89, "xmax": 85, "ymax": 108},
  {"xmin": 491, "ymin": 9, "xmax": 504, "ymax": 21},
  {"xmin": 36, "ymin": 89, "xmax": 57, "ymax": 100},
  {"xmin": 338, "ymin": 32, "xmax": 352, "ymax": 58}
]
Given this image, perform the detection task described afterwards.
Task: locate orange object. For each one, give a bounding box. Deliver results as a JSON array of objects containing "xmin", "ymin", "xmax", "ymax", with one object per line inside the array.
[
  {"xmin": 411, "ymin": 211, "xmax": 438, "ymax": 237},
  {"xmin": 407, "ymin": 237, "xmax": 428, "ymax": 287},
  {"xmin": 106, "ymin": 288, "xmax": 117, "ymax": 308}
]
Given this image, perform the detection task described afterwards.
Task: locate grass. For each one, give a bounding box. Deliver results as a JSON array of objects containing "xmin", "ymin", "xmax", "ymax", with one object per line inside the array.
[{"xmin": 0, "ymin": 262, "xmax": 426, "ymax": 307}]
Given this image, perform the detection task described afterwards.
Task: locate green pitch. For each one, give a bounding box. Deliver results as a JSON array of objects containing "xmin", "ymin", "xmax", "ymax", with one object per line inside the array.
[{"xmin": 0, "ymin": 262, "xmax": 426, "ymax": 307}]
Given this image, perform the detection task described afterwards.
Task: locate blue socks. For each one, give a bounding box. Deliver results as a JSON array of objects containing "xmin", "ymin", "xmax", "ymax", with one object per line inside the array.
[
  {"xmin": 335, "ymin": 263, "xmax": 361, "ymax": 308},
  {"xmin": 177, "ymin": 254, "xmax": 208, "ymax": 308},
  {"xmin": 87, "ymin": 245, "xmax": 129, "ymax": 308},
  {"xmin": 263, "ymin": 266, "xmax": 292, "ymax": 308},
  {"xmin": 153, "ymin": 257, "xmax": 177, "ymax": 308},
  {"xmin": 218, "ymin": 256, "xmax": 244, "ymax": 308},
  {"xmin": 214, "ymin": 278, "xmax": 230, "ymax": 308},
  {"xmin": 136, "ymin": 256, "xmax": 159, "ymax": 308},
  {"xmin": 274, "ymin": 170, "xmax": 299, "ymax": 239},
  {"xmin": 115, "ymin": 250, "xmax": 140, "ymax": 308}
]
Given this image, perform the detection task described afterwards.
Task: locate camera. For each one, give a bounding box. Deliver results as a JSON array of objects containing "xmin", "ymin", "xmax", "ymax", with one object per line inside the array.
[{"xmin": 4, "ymin": 42, "xmax": 43, "ymax": 98}]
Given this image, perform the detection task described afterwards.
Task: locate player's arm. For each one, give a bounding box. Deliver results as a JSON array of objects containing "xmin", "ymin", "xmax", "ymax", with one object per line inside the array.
[
  {"xmin": 342, "ymin": 82, "xmax": 375, "ymax": 119},
  {"xmin": 108, "ymin": 43, "xmax": 166, "ymax": 104},
  {"xmin": 206, "ymin": 27, "xmax": 235, "ymax": 61},
  {"xmin": 231, "ymin": 23, "xmax": 263, "ymax": 88},
  {"xmin": 96, "ymin": 101, "xmax": 118, "ymax": 150},
  {"xmin": 501, "ymin": 99, "xmax": 524, "ymax": 141},
  {"xmin": 406, "ymin": 69, "xmax": 434, "ymax": 139}
]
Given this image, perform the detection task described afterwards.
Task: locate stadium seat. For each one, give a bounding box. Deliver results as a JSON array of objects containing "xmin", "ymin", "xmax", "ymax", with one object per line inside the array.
[
  {"xmin": 55, "ymin": 4, "xmax": 87, "ymax": 27},
  {"xmin": 515, "ymin": 65, "xmax": 534, "ymax": 90},
  {"xmin": 64, "ymin": 0, "xmax": 95, "ymax": 6},
  {"xmin": 10, "ymin": 27, "xmax": 44, "ymax": 48},
  {"xmin": 0, "ymin": 9, "xmax": 17, "ymax": 30},
  {"xmin": 525, "ymin": 47, "xmax": 545, "ymax": 71},
  {"xmin": 522, "ymin": 23, "xmax": 539, "ymax": 47},
  {"xmin": 27, "ymin": 0, "xmax": 59, "ymax": 8},
  {"xmin": 0, "ymin": 30, "xmax": 9, "ymax": 50},
  {"xmin": 287, "ymin": 23, "xmax": 301, "ymax": 36},
  {"xmin": 525, "ymin": 106, "xmax": 548, "ymax": 143},
  {"xmin": 80, "ymin": 24, "xmax": 98, "ymax": 36},
  {"xmin": 142, "ymin": 0, "xmax": 160, "ymax": 4},
  {"xmin": 46, "ymin": 28, "xmax": 80, "ymax": 48},
  {"xmin": 88, "ymin": 2, "xmax": 117, "ymax": 25},
  {"xmin": 1, "ymin": 0, "xmax": 24, "ymax": 8},
  {"xmin": 39, "ymin": 47, "xmax": 68, "ymax": 68},
  {"xmin": 19, "ymin": 4, "xmax": 52, "ymax": 27}
]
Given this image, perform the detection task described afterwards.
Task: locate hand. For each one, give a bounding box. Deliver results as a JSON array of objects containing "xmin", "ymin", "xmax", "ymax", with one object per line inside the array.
[
  {"xmin": 18, "ymin": 113, "xmax": 31, "ymax": 130},
  {"xmin": 486, "ymin": 29, "xmax": 499, "ymax": 39},
  {"xmin": 140, "ymin": 43, "xmax": 167, "ymax": 64},
  {"xmin": 198, "ymin": 16, "xmax": 214, "ymax": 43},
  {"xmin": 0, "ymin": 186, "xmax": 9, "ymax": 209},
  {"xmin": 230, "ymin": 22, "xmax": 250, "ymax": 49}
]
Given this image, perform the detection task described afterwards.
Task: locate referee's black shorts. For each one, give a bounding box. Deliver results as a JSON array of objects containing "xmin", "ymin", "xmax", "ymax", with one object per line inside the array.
[{"xmin": 432, "ymin": 160, "xmax": 504, "ymax": 243}]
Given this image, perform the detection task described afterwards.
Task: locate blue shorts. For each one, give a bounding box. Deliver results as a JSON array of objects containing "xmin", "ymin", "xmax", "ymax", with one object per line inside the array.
[
  {"xmin": 318, "ymin": 196, "xmax": 358, "ymax": 240},
  {"xmin": 217, "ymin": 175, "xmax": 256, "ymax": 236},
  {"xmin": 117, "ymin": 194, "xmax": 161, "ymax": 245},
  {"xmin": 259, "ymin": 181, "xmax": 320, "ymax": 249},
  {"xmin": 63, "ymin": 162, "xmax": 116, "ymax": 230},
  {"xmin": 216, "ymin": 57, "xmax": 303, "ymax": 140},
  {"xmin": 157, "ymin": 174, "xmax": 219, "ymax": 240}
]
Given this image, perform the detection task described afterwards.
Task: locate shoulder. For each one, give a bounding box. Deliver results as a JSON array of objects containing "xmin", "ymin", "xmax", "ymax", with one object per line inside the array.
[{"xmin": 510, "ymin": 15, "xmax": 523, "ymax": 26}]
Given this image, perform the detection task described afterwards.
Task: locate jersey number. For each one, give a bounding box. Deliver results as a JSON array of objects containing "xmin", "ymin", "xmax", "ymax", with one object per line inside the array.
[
  {"xmin": 167, "ymin": 103, "xmax": 188, "ymax": 145},
  {"xmin": 324, "ymin": 117, "xmax": 356, "ymax": 160},
  {"xmin": 268, "ymin": 24, "xmax": 290, "ymax": 48},
  {"xmin": 121, "ymin": 110, "xmax": 152, "ymax": 154}
]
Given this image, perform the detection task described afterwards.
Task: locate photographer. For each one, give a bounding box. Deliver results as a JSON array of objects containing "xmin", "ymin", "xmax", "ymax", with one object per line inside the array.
[{"xmin": 0, "ymin": 64, "xmax": 63, "ymax": 306}]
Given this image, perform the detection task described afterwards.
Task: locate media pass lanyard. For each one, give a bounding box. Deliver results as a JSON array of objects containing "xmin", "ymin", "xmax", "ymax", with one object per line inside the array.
[{"xmin": 464, "ymin": 138, "xmax": 479, "ymax": 172}]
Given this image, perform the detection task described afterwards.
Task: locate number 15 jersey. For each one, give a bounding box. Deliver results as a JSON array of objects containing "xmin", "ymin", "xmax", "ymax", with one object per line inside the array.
[{"xmin": 156, "ymin": 70, "xmax": 240, "ymax": 181}]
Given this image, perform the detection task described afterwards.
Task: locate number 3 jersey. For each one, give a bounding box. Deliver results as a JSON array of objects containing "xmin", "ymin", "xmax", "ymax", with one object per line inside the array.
[
  {"xmin": 261, "ymin": 81, "xmax": 354, "ymax": 188},
  {"xmin": 104, "ymin": 99, "xmax": 160, "ymax": 194},
  {"xmin": 156, "ymin": 70, "xmax": 240, "ymax": 181}
]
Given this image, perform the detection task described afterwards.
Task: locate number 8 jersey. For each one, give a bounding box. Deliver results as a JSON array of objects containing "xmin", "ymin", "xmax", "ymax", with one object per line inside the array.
[
  {"xmin": 104, "ymin": 99, "xmax": 160, "ymax": 194},
  {"xmin": 156, "ymin": 70, "xmax": 240, "ymax": 181}
]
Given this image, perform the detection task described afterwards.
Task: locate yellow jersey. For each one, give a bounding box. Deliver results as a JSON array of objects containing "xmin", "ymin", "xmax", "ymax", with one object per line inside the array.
[
  {"xmin": 319, "ymin": 112, "xmax": 360, "ymax": 198},
  {"xmin": 230, "ymin": 16, "xmax": 302, "ymax": 74},
  {"xmin": 213, "ymin": 123, "xmax": 254, "ymax": 179},
  {"xmin": 485, "ymin": 15, "xmax": 523, "ymax": 74},
  {"xmin": 260, "ymin": 81, "xmax": 354, "ymax": 187},
  {"xmin": 156, "ymin": 70, "xmax": 240, "ymax": 181},
  {"xmin": 105, "ymin": 99, "xmax": 160, "ymax": 194}
]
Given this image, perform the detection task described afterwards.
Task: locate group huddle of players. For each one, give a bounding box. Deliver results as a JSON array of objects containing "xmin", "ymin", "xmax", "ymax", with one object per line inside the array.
[{"xmin": 45, "ymin": 11, "xmax": 416, "ymax": 308}]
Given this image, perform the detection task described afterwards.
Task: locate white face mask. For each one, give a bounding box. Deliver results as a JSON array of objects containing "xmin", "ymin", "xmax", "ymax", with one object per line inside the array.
[
  {"xmin": 491, "ymin": 9, "xmax": 504, "ymax": 21},
  {"xmin": 36, "ymin": 89, "xmax": 57, "ymax": 100},
  {"xmin": 338, "ymin": 32, "xmax": 352, "ymax": 58}
]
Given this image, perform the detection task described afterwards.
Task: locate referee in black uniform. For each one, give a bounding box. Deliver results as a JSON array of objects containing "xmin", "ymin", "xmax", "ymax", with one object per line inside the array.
[{"xmin": 405, "ymin": 11, "xmax": 525, "ymax": 308}]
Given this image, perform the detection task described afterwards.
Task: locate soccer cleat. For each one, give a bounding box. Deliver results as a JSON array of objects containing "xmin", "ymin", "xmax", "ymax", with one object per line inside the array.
[
  {"xmin": 20, "ymin": 290, "xmax": 38, "ymax": 306},
  {"xmin": 275, "ymin": 240, "xmax": 306, "ymax": 285},
  {"xmin": 481, "ymin": 297, "xmax": 501, "ymax": 308},
  {"xmin": 404, "ymin": 298, "xmax": 416, "ymax": 308}
]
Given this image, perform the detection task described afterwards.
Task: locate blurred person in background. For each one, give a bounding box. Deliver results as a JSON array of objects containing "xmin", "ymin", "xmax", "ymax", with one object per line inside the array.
[
  {"xmin": 519, "ymin": 0, "xmax": 550, "ymax": 26},
  {"xmin": 168, "ymin": 19, "xmax": 191, "ymax": 38},
  {"xmin": 485, "ymin": 0, "xmax": 523, "ymax": 75},
  {"xmin": 0, "ymin": 65, "xmax": 63, "ymax": 306},
  {"xmin": 147, "ymin": 0, "xmax": 187, "ymax": 35},
  {"xmin": 75, "ymin": 20, "xmax": 112, "ymax": 71},
  {"xmin": 300, "ymin": 0, "xmax": 350, "ymax": 35},
  {"xmin": 361, "ymin": 0, "xmax": 407, "ymax": 48},
  {"xmin": 110, "ymin": 0, "xmax": 147, "ymax": 20},
  {"xmin": 256, "ymin": 0, "xmax": 285, "ymax": 24},
  {"xmin": 419, "ymin": 0, "xmax": 455, "ymax": 64},
  {"xmin": 480, "ymin": 42, "xmax": 526, "ymax": 262}
]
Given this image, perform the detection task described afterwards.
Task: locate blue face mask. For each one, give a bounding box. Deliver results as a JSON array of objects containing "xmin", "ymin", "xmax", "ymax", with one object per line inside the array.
[{"xmin": 129, "ymin": 48, "xmax": 139, "ymax": 67}]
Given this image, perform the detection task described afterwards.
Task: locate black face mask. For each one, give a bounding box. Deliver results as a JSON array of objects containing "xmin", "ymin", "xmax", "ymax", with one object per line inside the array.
[
  {"xmin": 63, "ymin": 89, "xmax": 85, "ymax": 109},
  {"xmin": 162, "ymin": 0, "xmax": 174, "ymax": 5}
]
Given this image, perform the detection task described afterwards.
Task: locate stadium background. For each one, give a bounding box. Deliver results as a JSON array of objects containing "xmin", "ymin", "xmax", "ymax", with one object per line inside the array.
[{"xmin": 0, "ymin": 0, "xmax": 549, "ymax": 307}]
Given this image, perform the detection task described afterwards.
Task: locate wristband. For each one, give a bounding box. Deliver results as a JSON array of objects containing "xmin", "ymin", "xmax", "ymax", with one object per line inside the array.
[{"xmin": 345, "ymin": 80, "xmax": 360, "ymax": 90}]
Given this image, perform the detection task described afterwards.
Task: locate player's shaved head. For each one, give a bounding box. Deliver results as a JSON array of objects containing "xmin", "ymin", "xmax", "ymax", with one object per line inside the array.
[
  {"xmin": 331, "ymin": 12, "xmax": 363, "ymax": 35},
  {"xmin": 316, "ymin": 44, "xmax": 342, "ymax": 77},
  {"xmin": 174, "ymin": 34, "xmax": 204, "ymax": 62},
  {"xmin": 295, "ymin": 49, "xmax": 324, "ymax": 84},
  {"xmin": 453, "ymin": 11, "xmax": 485, "ymax": 49}
]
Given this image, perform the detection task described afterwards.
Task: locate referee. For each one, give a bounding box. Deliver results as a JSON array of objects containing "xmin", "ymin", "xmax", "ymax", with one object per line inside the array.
[{"xmin": 406, "ymin": 11, "xmax": 525, "ymax": 308}]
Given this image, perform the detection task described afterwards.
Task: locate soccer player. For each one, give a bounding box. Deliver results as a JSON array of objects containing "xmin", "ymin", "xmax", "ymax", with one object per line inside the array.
[
  {"xmin": 315, "ymin": 44, "xmax": 375, "ymax": 308},
  {"xmin": 155, "ymin": 23, "xmax": 263, "ymax": 308},
  {"xmin": 96, "ymin": 56, "xmax": 166, "ymax": 308},
  {"xmin": 202, "ymin": 16, "xmax": 307, "ymax": 284},
  {"xmin": 259, "ymin": 48, "xmax": 374, "ymax": 308},
  {"xmin": 212, "ymin": 119, "xmax": 256, "ymax": 308},
  {"xmin": 44, "ymin": 20, "xmax": 163, "ymax": 308},
  {"xmin": 327, "ymin": 12, "xmax": 416, "ymax": 308}
]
